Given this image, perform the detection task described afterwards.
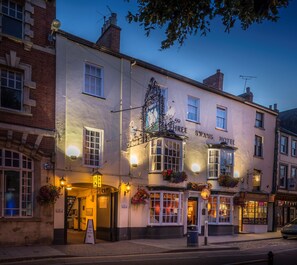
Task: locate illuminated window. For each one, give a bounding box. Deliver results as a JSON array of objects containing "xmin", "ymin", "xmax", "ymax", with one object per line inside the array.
[
  {"xmin": 252, "ymin": 169, "xmax": 261, "ymax": 191},
  {"xmin": 83, "ymin": 127, "xmax": 103, "ymax": 167},
  {"xmin": 149, "ymin": 191, "xmax": 183, "ymax": 225},
  {"xmin": 84, "ymin": 63, "xmax": 103, "ymax": 97},
  {"xmin": 150, "ymin": 138, "xmax": 182, "ymax": 172},
  {"xmin": 255, "ymin": 112, "xmax": 264, "ymax": 128},
  {"xmin": 291, "ymin": 139, "xmax": 296, "ymax": 157},
  {"xmin": 280, "ymin": 135, "xmax": 288, "ymax": 154},
  {"xmin": 0, "ymin": 68, "xmax": 23, "ymax": 111},
  {"xmin": 208, "ymin": 149, "xmax": 234, "ymax": 178},
  {"xmin": 243, "ymin": 201, "xmax": 267, "ymax": 225},
  {"xmin": 279, "ymin": 164, "xmax": 288, "ymax": 189},
  {"xmin": 1, "ymin": 0, "xmax": 23, "ymax": 39},
  {"xmin": 254, "ymin": 135, "xmax": 263, "ymax": 157},
  {"xmin": 0, "ymin": 149, "xmax": 33, "ymax": 217},
  {"xmin": 187, "ymin": 96, "xmax": 200, "ymax": 122},
  {"xmin": 216, "ymin": 106, "xmax": 227, "ymax": 130},
  {"xmin": 208, "ymin": 195, "xmax": 232, "ymax": 224}
]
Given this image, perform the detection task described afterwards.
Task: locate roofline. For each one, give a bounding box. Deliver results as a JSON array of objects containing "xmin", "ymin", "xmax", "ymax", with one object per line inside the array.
[
  {"xmin": 57, "ymin": 30, "xmax": 278, "ymax": 116},
  {"xmin": 280, "ymin": 127, "xmax": 297, "ymax": 137}
]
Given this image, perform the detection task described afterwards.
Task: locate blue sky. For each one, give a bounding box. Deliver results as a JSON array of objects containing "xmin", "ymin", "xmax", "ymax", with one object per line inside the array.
[{"xmin": 57, "ymin": 0, "xmax": 297, "ymax": 112}]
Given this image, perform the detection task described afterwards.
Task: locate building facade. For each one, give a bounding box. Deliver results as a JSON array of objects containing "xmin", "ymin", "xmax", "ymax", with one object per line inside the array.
[
  {"xmin": 54, "ymin": 15, "xmax": 278, "ymax": 244},
  {"xmin": 275, "ymin": 109, "xmax": 297, "ymax": 228},
  {"xmin": 0, "ymin": 0, "xmax": 56, "ymax": 245}
]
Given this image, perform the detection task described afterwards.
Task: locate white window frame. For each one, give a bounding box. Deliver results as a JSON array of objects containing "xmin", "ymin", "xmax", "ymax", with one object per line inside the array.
[
  {"xmin": 187, "ymin": 95, "xmax": 200, "ymax": 122},
  {"xmin": 216, "ymin": 106, "xmax": 227, "ymax": 130},
  {"xmin": 0, "ymin": 68, "xmax": 23, "ymax": 111},
  {"xmin": 254, "ymin": 135, "xmax": 263, "ymax": 157},
  {"xmin": 208, "ymin": 195, "xmax": 233, "ymax": 224},
  {"xmin": 84, "ymin": 63, "xmax": 104, "ymax": 98},
  {"xmin": 148, "ymin": 191, "xmax": 183, "ymax": 225},
  {"xmin": 150, "ymin": 138, "xmax": 182, "ymax": 172},
  {"xmin": 280, "ymin": 135, "xmax": 288, "ymax": 155},
  {"xmin": 208, "ymin": 149, "xmax": 234, "ymax": 179},
  {"xmin": 255, "ymin": 112, "xmax": 264, "ymax": 128},
  {"xmin": 1, "ymin": 0, "xmax": 23, "ymax": 39},
  {"xmin": 279, "ymin": 164, "xmax": 288, "ymax": 189},
  {"xmin": 292, "ymin": 139, "xmax": 297, "ymax": 157},
  {"xmin": 83, "ymin": 127, "xmax": 104, "ymax": 167},
  {"xmin": 0, "ymin": 149, "xmax": 33, "ymax": 218}
]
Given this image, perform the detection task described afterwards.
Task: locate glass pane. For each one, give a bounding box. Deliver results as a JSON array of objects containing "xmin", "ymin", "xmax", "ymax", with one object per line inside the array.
[{"xmin": 4, "ymin": 170, "xmax": 20, "ymax": 217}]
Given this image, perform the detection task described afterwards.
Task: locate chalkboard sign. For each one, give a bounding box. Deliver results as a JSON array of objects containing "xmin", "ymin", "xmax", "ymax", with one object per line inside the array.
[{"xmin": 84, "ymin": 219, "xmax": 95, "ymax": 244}]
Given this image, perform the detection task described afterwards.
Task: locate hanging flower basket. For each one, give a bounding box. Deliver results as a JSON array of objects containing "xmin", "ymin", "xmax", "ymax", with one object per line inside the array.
[
  {"xmin": 36, "ymin": 185, "xmax": 61, "ymax": 206},
  {"xmin": 218, "ymin": 175, "xmax": 239, "ymax": 188},
  {"xmin": 162, "ymin": 169, "xmax": 188, "ymax": 183},
  {"xmin": 187, "ymin": 182, "xmax": 212, "ymax": 191},
  {"xmin": 131, "ymin": 188, "xmax": 150, "ymax": 205}
]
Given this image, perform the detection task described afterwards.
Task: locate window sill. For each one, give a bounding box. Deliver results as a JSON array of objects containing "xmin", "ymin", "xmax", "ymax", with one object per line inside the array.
[
  {"xmin": 82, "ymin": 92, "xmax": 106, "ymax": 100},
  {"xmin": 253, "ymin": 155, "xmax": 264, "ymax": 159},
  {"xmin": 186, "ymin": 119, "xmax": 200, "ymax": 125},
  {"xmin": 0, "ymin": 107, "xmax": 32, "ymax": 117},
  {"xmin": 0, "ymin": 217, "xmax": 41, "ymax": 222},
  {"xmin": 280, "ymin": 152, "xmax": 288, "ymax": 156},
  {"xmin": 255, "ymin": 126, "xmax": 265, "ymax": 131},
  {"xmin": 215, "ymin": 127, "xmax": 227, "ymax": 132}
]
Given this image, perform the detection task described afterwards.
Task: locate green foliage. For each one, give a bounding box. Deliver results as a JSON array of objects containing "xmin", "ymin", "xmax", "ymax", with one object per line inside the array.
[{"xmin": 126, "ymin": 0, "xmax": 289, "ymax": 49}]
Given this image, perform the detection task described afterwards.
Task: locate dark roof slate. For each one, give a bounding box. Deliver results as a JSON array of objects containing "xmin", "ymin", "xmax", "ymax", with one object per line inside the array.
[{"xmin": 279, "ymin": 108, "xmax": 297, "ymax": 134}]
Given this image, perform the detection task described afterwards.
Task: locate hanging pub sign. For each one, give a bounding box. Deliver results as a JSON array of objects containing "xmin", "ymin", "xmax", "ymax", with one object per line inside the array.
[
  {"xmin": 201, "ymin": 188, "xmax": 211, "ymax": 200},
  {"xmin": 93, "ymin": 174, "xmax": 102, "ymax": 188},
  {"xmin": 142, "ymin": 77, "xmax": 165, "ymax": 133}
]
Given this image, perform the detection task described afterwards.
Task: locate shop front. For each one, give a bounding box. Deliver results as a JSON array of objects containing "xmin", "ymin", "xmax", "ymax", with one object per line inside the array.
[{"xmin": 275, "ymin": 193, "xmax": 297, "ymax": 227}]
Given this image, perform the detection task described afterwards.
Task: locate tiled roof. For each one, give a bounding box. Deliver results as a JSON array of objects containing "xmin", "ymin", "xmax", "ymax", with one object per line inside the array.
[{"xmin": 280, "ymin": 108, "xmax": 297, "ymax": 134}]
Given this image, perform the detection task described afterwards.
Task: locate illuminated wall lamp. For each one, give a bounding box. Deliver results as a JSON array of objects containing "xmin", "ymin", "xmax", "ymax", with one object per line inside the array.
[
  {"xmin": 124, "ymin": 182, "xmax": 131, "ymax": 196},
  {"xmin": 130, "ymin": 155, "xmax": 138, "ymax": 168},
  {"xmin": 66, "ymin": 145, "xmax": 80, "ymax": 160},
  {"xmin": 191, "ymin": 163, "xmax": 200, "ymax": 175},
  {"xmin": 60, "ymin": 176, "xmax": 66, "ymax": 187}
]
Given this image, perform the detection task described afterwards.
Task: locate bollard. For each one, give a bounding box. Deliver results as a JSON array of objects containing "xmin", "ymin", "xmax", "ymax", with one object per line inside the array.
[
  {"xmin": 268, "ymin": 251, "xmax": 274, "ymax": 265},
  {"xmin": 204, "ymin": 220, "xmax": 208, "ymax": 245}
]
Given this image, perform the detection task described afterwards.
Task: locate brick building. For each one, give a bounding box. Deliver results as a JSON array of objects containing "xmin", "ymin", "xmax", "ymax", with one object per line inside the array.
[{"xmin": 0, "ymin": 0, "xmax": 56, "ymax": 245}]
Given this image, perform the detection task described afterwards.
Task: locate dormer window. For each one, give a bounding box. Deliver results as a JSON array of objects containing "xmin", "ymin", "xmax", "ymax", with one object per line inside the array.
[{"xmin": 1, "ymin": 0, "xmax": 23, "ymax": 39}]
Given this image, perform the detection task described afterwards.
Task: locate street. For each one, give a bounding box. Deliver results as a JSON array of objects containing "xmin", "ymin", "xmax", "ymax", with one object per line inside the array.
[{"xmin": 2, "ymin": 238, "xmax": 297, "ymax": 265}]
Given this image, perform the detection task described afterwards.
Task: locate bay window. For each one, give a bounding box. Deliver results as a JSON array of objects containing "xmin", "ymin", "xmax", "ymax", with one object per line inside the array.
[
  {"xmin": 208, "ymin": 195, "xmax": 232, "ymax": 224},
  {"xmin": 150, "ymin": 138, "xmax": 182, "ymax": 172},
  {"xmin": 149, "ymin": 191, "xmax": 183, "ymax": 225}
]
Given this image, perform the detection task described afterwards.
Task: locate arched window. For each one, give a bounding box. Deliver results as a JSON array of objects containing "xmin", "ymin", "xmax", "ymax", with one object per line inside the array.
[{"xmin": 0, "ymin": 149, "xmax": 33, "ymax": 217}]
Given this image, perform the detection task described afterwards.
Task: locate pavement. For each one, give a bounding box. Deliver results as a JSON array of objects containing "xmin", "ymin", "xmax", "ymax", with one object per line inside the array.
[{"xmin": 0, "ymin": 231, "xmax": 282, "ymax": 263}]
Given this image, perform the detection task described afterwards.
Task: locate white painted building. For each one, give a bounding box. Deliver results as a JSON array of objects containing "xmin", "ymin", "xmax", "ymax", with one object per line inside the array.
[{"xmin": 54, "ymin": 15, "xmax": 278, "ymax": 243}]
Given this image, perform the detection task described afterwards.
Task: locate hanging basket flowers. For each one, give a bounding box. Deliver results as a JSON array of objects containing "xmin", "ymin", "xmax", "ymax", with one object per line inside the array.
[
  {"xmin": 218, "ymin": 175, "xmax": 239, "ymax": 188},
  {"xmin": 131, "ymin": 188, "xmax": 150, "ymax": 205},
  {"xmin": 162, "ymin": 169, "xmax": 188, "ymax": 183},
  {"xmin": 36, "ymin": 185, "xmax": 61, "ymax": 206}
]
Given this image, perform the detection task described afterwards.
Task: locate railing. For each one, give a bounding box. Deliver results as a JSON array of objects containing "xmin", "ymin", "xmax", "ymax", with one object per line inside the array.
[{"xmin": 224, "ymin": 251, "xmax": 273, "ymax": 265}]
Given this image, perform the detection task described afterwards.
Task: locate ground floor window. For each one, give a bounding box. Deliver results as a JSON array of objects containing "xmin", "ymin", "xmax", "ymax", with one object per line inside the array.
[
  {"xmin": 242, "ymin": 201, "xmax": 267, "ymax": 225},
  {"xmin": 149, "ymin": 191, "xmax": 183, "ymax": 225},
  {"xmin": 0, "ymin": 149, "xmax": 33, "ymax": 217},
  {"xmin": 208, "ymin": 195, "xmax": 232, "ymax": 224}
]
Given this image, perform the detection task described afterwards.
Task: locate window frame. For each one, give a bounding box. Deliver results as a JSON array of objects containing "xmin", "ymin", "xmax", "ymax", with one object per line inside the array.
[
  {"xmin": 1, "ymin": 0, "xmax": 24, "ymax": 39},
  {"xmin": 252, "ymin": 169, "xmax": 262, "ymax": 191},
  {"xmin": 288, "ymin": 166, "xmax": 297, "ymax": 191},
  {"xmin": 150, "ymin": 137, "xmax": 183, "ymax": 173},
  {"xmin": 216, "ymin": 106, "xmax": 227, "ymax": 130},
  {"xmin": 280, "ymin": 135, "xmax": 288, "ymax": 155},
  {"xmin": 208, "ymin": 148, "xmax": 234, "ymax": 179},
  {"xmin": 254, "ymin": 135, "xmax": 263, "ymax": 157},
  {"xmin": 279, "ymin": 164, "xmax": 288, "ymax": 189},
  {"xmin": 148, "ymin": 191, "xmax": 183, "ymax": 226},
  {"xmin": 255, "ymin": 112, "xmax": 264, "ymax": 128},
  {"xmin": 83, "ymin": 63, "xmax": 104, "ymax": 98},
  {"xmin": 291, "ymin": 139, "xmax": 297, "ymax": 157},
  {"xmin": 0, "ymin": 149, "xmax": 34, "ymax": 218},
  {"xmin": 83, "ymin": 127, "xmax": 104, "ymax": 167},
  {"xmin": 208, "ymin": 195, "xmax": 233, "ymax": 224},
  {"xmin": 187, "ymin": 95, "xmax": 200, "ymax": 123}
]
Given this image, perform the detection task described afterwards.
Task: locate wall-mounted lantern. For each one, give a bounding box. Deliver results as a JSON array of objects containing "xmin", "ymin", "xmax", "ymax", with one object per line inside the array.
[
  {"xmin": 124, "ymin": 182, "xmax": 131, "ymax": 196},
  {"xmin": 191, "ymin": 163, "xmax": 200, "ymax": 174},
  {"xmin": 66, "ymin": 145, "xmax": 80, "ymax": 160},
  {"xmin": 92, "ymin": 170, "xmax": 102, "ymax": 189},
  {"xmin": 60, "ymin": 176, "xmax": 66, "ymax": 187},
  {"xmin": 130, "ymin": 155, "xmax": 138, "ymax": 168}
]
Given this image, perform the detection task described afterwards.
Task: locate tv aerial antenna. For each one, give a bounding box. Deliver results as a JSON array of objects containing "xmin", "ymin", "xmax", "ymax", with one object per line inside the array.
[{"xmin": 239, "ymin": 75, "xmax": 257, "ymax": 92}]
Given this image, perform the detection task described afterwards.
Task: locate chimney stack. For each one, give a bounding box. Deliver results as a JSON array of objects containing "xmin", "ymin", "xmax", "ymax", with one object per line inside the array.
[
  {"xmin": 96, "ymin": 13, "xmax": 121, "ymax": 53},
  {"xmin": 238, "ymin": 87, "xmax": 254, "ymax": 102},
  {"xmin": 203, "ymin": 69, "xmax": 224, "ymax": 91}
]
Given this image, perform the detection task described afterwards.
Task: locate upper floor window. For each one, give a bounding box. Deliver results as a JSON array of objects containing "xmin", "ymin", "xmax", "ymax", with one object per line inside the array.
[
  {"xmin": 0, "ymin": 149, "xmax": 33, "ymax": 217},
  {"xmin": 84, "ymin": 63, "xmax": 103, "ymax": 97},
  {"xmin": 208, "ymin": 149, "xmax": 234, "ymax": 178},
  {"xmin": 160, "ymin": 87, "xmax": 168, "ymax": 113},
  {"xmin": 0, "ymin": 68, "xmax": 23, "ymax": 111},
  {"xmin": 216, "ymin": 106, "xmax": 227, "ymax": 130},
  {"xmin": 252, "ymin": 169, "xmax": 261, "ymax": 191},
  {"xmin": 254, "ymin": 135, "xmax": 263, "ymax": 157},
  {"xmin": 83, "ymin": 127, "xmax": 103, "ymax": 167},
  {"xmin": 279, "ymin": 164, "xmax": 288, "ymax": 189},
  {"xmin": 292, "ymin": 139, "xmax": 297, "ymax": 157},
  {"xmin": 255, "ymin": 112, "xmax": 264, "ymax": 128},
  {"xmin": 280, "ymin": 135, "xmax": 288, "ymax": 155},
  {"xmin": 187, "ymin": 96, "xmax": 200, "ymax": 122},
  {"xmin": 1, "ymin": 0, "xmax": 23, "ymax": 39},
  {"xmin": 208, "ymin": 196, "xmax": 232, "ymax": 224},
  {"xmin": 288, "ymin": 167, "xmax": 297, "ymax": 191},
  {"xmin": 150, "ymin": 138, "xmax": 182, "ymax": 172},
  {"xmin": 149, "ymin": 191, "xmax": 183, "ymax": 225}
]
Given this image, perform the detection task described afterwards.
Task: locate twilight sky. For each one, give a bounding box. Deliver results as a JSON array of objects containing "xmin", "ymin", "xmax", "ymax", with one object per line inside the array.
[{"xmin": 56, "ymin": 0, "xmax": 297, "ymax": 112}]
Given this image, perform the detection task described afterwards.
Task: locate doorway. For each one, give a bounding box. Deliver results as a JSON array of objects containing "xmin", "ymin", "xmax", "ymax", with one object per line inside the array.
[{"xmin": 187, "ymin": 198, "xmax": 198, "ymax": 226}]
